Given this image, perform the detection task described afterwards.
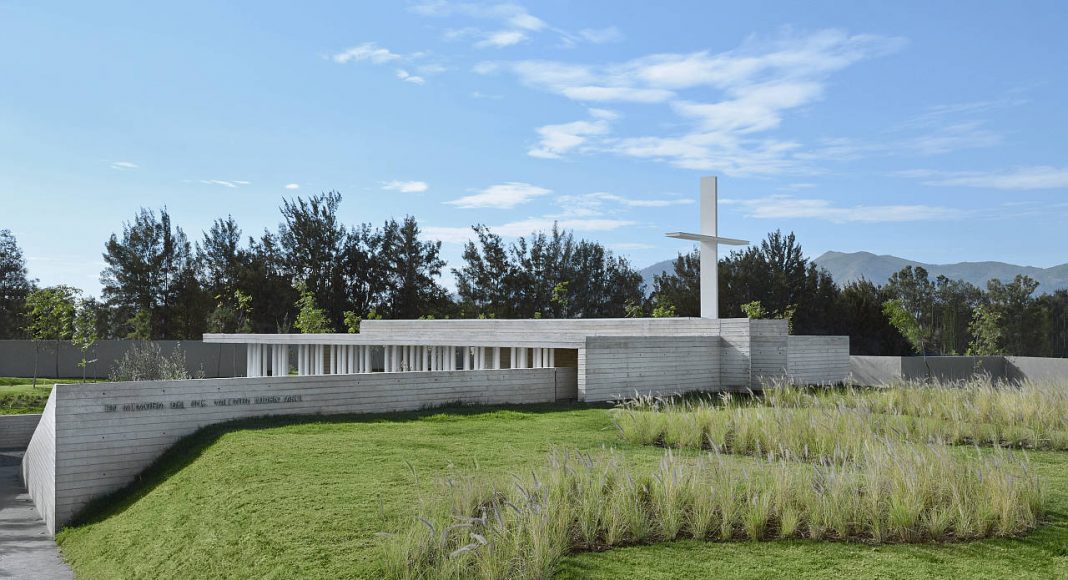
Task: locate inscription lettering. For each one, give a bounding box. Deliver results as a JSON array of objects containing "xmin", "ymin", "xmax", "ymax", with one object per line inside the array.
[{"xmin": 102, "ymin": 394, "xmax": 304, "ymax": 412}]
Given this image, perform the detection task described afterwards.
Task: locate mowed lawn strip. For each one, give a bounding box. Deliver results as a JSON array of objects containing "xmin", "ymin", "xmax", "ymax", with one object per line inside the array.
[{"xmin": 55, "ymin": 404, "xmax": 1068, "ymax": 579}]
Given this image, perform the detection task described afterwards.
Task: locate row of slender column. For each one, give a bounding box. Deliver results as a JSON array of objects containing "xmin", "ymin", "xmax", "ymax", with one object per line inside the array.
[{"xmin": 246, "ymin": 344, "xmax": 557, "ymax": 377}]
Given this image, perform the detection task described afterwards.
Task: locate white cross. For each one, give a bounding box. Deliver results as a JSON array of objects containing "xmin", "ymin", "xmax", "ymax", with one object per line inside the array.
[{"xmin": 665, "ymin": 176, "xmax": 748, "ymax": 319}]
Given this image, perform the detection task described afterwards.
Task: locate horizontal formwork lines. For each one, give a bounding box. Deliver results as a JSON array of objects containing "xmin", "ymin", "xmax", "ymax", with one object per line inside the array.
[
  {"xmin": 56, "ymin": 368, "xmax": 555, "ymax": 400},
  {"xmin": 56, "ymin": 385, "xmax": 557, "ymax": 430}
]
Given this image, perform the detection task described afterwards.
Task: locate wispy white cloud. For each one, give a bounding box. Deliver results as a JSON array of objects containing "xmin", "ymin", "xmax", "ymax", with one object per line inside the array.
[
  {"xmin": 382, "ymin": 180, "xmax": 429, "ymax": 193},
  {"xmin": 898, "ymin": 95, "xmax": 1029, "ymax": 131},
  {"xmin": 284, "ymin": 183, "xmax": 300, "ymax": 190},
  {"xmin": 476, "ymin": 30, "xmax": 529, "ymax": 48},
  {"xmin": 331, "ymin": 42, "xmax": 443, "ymax": 85},
  {"xmin": 200, "ymin": 179, "xmax": 250, "ymax": 188},
  {"xmin": 579, "ymin": 26, "xmax": 624, "ymax": 44},
  {"xmin": 722, "ymin": 195, "xmax": 960, "ymax": 223},
  {"xmin": 332, "ymin": 42, "xmax": 403, "ymax": 64},
  {"xmin": 902, "ymin": 166, "xmax": 1068, "ymax": 190},
  {"xmin": 412, "ymin": 1, "xmax": 615, "ymax": 50},
  {"xmin": 528, "ymin": 108, "xmax": 617, "ymax": 159},
  {"xmin": 110, "ymin": 161, "xmax": 139, "ymax": 170},
  {"xmin": 484, "ymin": 29, "xmax": 905, "ymax": 175},
  {"xmin": 446, "ymin": 182, "xmax": 551, "ymax": 209},
  {"xmin": 395, "ymin": 69, "xmax": 426, "ymax": 84}
]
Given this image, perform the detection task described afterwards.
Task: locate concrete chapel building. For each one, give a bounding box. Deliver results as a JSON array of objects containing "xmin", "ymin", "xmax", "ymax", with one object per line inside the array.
[
  {"xmin": 205, "ymin": 176, "xmax": 850, "ymax": 400},
  {"xmin": 21, "ymin": 176, "xmax": 849, "ymax": 535}
]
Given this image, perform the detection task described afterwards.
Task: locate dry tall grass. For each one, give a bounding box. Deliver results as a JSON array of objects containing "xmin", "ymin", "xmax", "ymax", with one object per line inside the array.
[
  {"xmin": 615, "ymin": 379, "xmax": 1068, "ymax": 452},
  {"xmin": 382, "ymin": 379, "xmax": 1060, "ymax": 579},
  {"xmin": 382, "ymin": 445, "xmax": 1043, "ymax": 580}
]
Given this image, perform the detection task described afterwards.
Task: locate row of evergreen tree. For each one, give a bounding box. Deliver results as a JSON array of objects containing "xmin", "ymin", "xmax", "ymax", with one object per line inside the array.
[{"xmin": 1, "ymin": 191, "xmax": 1066, "ymax": 357}]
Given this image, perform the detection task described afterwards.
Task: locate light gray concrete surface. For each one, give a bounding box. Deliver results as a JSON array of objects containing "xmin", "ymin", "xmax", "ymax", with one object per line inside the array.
[
  {"xmin": 1006, "ymin": 356, "xmax": 1068, "ymax": 382},
  {"xmin": 0, "ymin": 340, "xmax": 246, "ymax": 379},
  {"xmin": 849, "ymin": 355, "xmax": 1068, "ymax": 385},
  {"xmin": 0, "ymin": 415, "xmax": 41, "ymax": 451},
  {"xmin": 787, "ymin": 336, "xmax": 850, "ymax": 384},
  {"xmin": 578, "ymin": 335, "xmax": 720, "ymax": 402},
  {"xmin": 0, "ymin": 450, "xmax": 72, "ymax": 580}
]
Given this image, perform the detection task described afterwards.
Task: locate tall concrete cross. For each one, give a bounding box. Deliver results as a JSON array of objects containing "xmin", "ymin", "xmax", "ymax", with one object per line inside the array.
[{"xmin": 665, "ymin": 176, "xmax": 749, "ymax": 319}]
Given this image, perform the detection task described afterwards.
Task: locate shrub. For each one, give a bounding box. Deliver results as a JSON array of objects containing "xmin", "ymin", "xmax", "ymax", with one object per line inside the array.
[{"xmin": 109, "ymin": 341, "xmax": 200, "ymax": 382}]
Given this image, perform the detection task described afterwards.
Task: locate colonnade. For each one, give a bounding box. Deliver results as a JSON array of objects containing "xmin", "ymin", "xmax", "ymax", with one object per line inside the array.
[{"xmin": 245, "ymin": 344, "xmax": 557, "ymax": 378}]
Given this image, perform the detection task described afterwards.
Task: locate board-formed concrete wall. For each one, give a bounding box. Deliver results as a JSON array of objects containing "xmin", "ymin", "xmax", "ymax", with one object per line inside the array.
[
  {"xmin": 361, "ymin": 318, "xmax": 721, "ymax": 347},
  {"xmin": 717, "ymin": 319, "xmax": 751, "ymax": 388},
  {"xmin": 0, "ymin": 340, "xmax": 247, "ymax": 379},
  {"xmin": 22, "ymin": 367, "xmax": 575, "ymax": 535},
  {"xmin": 787, "ymin": 336, "xmax": 850, "ymax": 385},
  {"xmin": 22, "ymin": 391, "xmax": 56, "ymax": 533},
  {"xmin": 0, "ymin": 413, "xmax": 42, "ymax": 449},
  {"xmin": 750, "ymin": 320, "xmax": 789, "ymax": 386},
  {"xmin": 578, "ymin": 335, "xmax": 720, "ymax": 402}
]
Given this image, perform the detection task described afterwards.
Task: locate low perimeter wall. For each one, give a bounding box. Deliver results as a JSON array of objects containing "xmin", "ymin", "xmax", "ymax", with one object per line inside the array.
[
  {"xmin": 22, "ymin": 367, "xmax": 577, "ymax": 535},
  {"xmin": 0, "ymin": 340, "xmax": 246, "ymax": 379},
  {"xmin": 0, "ymin": 413, "xmax": 42, "ymax": 449},
  {"xmin": 849, "ymin": 355, "xmax": 1068, "ymax": 385}
]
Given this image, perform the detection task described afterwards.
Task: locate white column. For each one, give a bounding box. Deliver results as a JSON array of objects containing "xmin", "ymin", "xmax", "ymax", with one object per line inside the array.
[
  {"xmin": 447, "ymin": 346, "xmax": 455, "ymax": 370},
  {"xmin": 273, "ymin": 344, "xmax": 287, "ymax": 377},
  {"xmin": 246, "ymin": 344, "xmax": 254, "ymax": 377},
  {"xmin": 362, "ymin": 345, "xmax": 370, "ymax": 373},
  {"xmin": 462, "ymin": 347, "xmax": 470, "ymax": 370},
  {"xmin": 519, "ymin": 347, "xmax": 528, "ymax": 369},
  {"xmin": 492, "ymin": 347, "xmax": 501, "ymax": 370},
  {"xmin": 422, "ymin": 346, "xmax": 429, "ymax": 371},
  {"xmin": 316, "ymin": 345, "xmax": 324, "ymax": 375},
  {"xmin": 548, "ymin": 348, "xmax": 555, "ymax": 367}
]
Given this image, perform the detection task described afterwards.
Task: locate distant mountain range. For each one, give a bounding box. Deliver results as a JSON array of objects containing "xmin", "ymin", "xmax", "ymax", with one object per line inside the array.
[{"xmin": 639, "ymin": 251, "xmax": 1068, "ymax": 293}]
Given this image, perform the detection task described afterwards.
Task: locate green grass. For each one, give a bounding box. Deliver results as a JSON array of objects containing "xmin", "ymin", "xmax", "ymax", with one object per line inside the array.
[
  {"xmin": 55, "ymin": 402, "xmax": 1068, "ymax": 579},
  {"xmin": 0, "ymin": 377, "xmax": 101, "ymax": 414}
]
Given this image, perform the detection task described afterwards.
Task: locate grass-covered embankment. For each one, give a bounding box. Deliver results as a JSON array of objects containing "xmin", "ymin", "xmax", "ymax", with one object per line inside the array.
[
  {"xmin": 54, "ymin": 388, "xmax": 1068, "ymax": 579},
  {"xmin": 0, "ymin": 377, "xmax": 100, "ymax": 414}
]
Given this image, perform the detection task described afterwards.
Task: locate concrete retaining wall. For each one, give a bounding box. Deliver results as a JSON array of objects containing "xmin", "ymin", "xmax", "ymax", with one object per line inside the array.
[
  {"xmin": 22, "ymin": 391, "xmax": 56, "ymax": 532},
  {"xmin": 1006, "ymin": 356, "xmax": 1068, "ymax": 382},
  {"xmin": 22, "ymin": 367, "xmax": 574, "ymax": 535},
  {"xmin": 787, "ymin": 336, "xmax": 851, "ymax": 385},
  {"xmin": 0, "ymin": 413, "xmax": 42, "ymax": 449},
  {"xmin": 849, "ymin": 355, "xmax": 1068, "ymax": 385},
  {"xmin": 0, "ymin": 340, "xmax": 246, "ymax": 379},
  {"xmin": 579, "ymin": 335, "xmax": 720, "ymax": 402}
]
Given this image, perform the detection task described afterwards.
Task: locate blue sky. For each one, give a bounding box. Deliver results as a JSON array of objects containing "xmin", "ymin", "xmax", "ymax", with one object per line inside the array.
[{"xmin": 3, "ymin": 1, "xmax": 1068, "ymax": 296}]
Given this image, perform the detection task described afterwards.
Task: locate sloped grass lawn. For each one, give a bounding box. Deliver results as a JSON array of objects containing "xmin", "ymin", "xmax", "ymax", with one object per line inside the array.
[
  {"xmin": 0, "ymin": 377, "xmax": 102, "ymax": 414},
  {"xmin": 56, "ymin": 404, "xmax": 1068, "ymax": 579}
]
